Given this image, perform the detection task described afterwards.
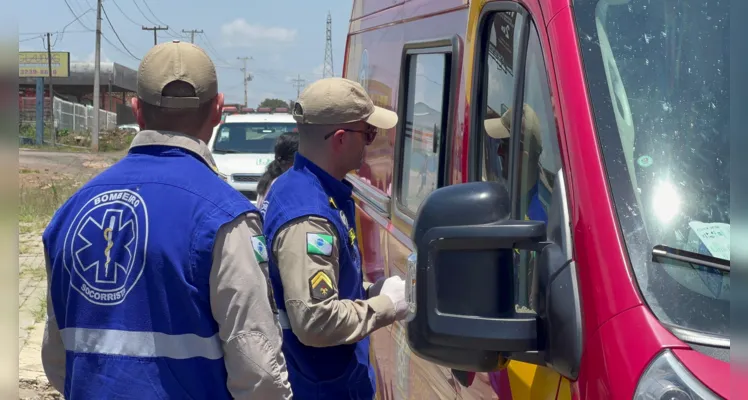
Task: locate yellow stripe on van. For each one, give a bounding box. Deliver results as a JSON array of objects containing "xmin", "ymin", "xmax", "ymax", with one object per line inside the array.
[
  {"xmin": 465, "ymin": 0, "xmax": 488, "ymax": 105},
  {"xmin": 506, "ymin": 361, "xmax": 563, "ymax": 399}
]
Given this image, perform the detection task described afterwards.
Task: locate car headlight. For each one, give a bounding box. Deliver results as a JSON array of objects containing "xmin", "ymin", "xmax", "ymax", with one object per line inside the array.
[
  {"xmin": 405, "ymin": 252, "xmax": 417, "ymax": 322},
  {"xmin": 634, "ymin": 350, "xmax": 720, "ymax": 400}
]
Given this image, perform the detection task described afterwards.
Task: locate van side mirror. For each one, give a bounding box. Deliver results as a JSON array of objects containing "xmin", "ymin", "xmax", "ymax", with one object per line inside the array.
[{"xmin": 405, "ymin": 181, "xmax": 545, "ymax": 371}]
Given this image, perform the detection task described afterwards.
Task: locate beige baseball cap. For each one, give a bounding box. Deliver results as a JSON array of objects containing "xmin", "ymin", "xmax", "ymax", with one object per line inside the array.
[
  {"xmin": 483, "ymin": 104, "xmax": 541, "ymax": 140},
  {"xmin": 293, "ymin": 77, "xmax": 398, "ymax": 130},
  {"xmin": 137, "ymin": 40, "xmax": 218, "ymax": 108}
]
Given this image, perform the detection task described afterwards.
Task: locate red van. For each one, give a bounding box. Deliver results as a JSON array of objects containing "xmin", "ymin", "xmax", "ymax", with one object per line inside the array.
[{"xmin": 343, "ymin": 0, "xmax": 729, "ymax": 398}]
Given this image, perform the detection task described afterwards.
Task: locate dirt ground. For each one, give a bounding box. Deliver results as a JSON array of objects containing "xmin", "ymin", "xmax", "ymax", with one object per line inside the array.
[
  {"xmin": 18, "ymin": 380, "xmax": 61, "ymax": 400},
  {"xmin": 17, "ymin": 149, "xmax": 123, "ymax": 399}
]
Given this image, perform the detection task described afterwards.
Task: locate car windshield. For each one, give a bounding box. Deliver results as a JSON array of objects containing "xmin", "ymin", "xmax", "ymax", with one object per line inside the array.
[
  {"xmin": 575, "ymin": 0, "xmax": 730, "ymax": 338},
  {"xmin": 213, "ymin": 122, "xmax": 296, "ymax": 154}
]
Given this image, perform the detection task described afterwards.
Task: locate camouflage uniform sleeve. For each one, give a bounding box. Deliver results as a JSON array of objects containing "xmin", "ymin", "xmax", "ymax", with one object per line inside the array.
[
  {"xmin": 272, "ymin": 216, "xmax": 397, "ymax": 347},
  {"xmin": 210, "ymin": 212, "xmax": 292, "ymax": 400}
]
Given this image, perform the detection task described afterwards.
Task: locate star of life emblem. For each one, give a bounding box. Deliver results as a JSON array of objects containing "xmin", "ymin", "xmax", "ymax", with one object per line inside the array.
[{"xmin": 63, "ymin": 189, "xmax": 149, "ymax": 306}]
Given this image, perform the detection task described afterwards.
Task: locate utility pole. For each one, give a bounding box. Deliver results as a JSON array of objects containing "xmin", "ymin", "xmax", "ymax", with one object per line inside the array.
[
  {"xmin": 237, "ymin": 56, "xmax": 252, "ymax": 108},
  {"xmin": 182, "ymin": 29, "xmax": 203, "ymax": 44},
  {"xmin": 92, "ymin": 0, "xmax": 102, "ymax": 152},
  {"xmin": 291, "ymin": 75, "xmax": 306, "ymax": 99},
  {"xmin": 142, "ymin": 25, "xmax": 168, "ymax": 46},
  {"xmin": 46, "ymin": 32, "xmax": 56, "ymax": 146}
]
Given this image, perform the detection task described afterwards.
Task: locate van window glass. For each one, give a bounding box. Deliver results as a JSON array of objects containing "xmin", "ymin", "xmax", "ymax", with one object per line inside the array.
[
  {"xmin": 479, "ymin": 11, "xmax": 525, "ymax": 184},
  {"xmin": 514, "ymin": 22, "xmax": 564, "ymax": 311},
  {"xmin": 399, "ymin": 52, "xmax": 450, "ymax": 214}
]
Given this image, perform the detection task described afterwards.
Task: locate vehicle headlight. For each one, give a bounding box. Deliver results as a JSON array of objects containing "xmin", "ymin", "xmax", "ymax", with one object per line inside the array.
[
  {"xmin": 634, "ymin": 350, "xmax": 720, "ymax": 400},
  {"xmin": 405, "ymin": 252, "xmax": 417, "ymax": 322}
]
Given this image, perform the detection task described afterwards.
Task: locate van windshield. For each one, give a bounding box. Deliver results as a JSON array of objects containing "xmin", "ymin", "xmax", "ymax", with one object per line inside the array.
[
  {"xmin": 213, "ymin": 122, "xmax": 296, "ymax": 154},
  {"xmin": 574, "ymin": 0, "xmax": 730, "ymax": 338}
]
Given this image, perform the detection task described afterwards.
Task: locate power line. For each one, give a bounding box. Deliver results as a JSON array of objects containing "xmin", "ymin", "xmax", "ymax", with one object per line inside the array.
[
  {"xmin": 141, "ymin": 25, "xmax": 169, "ymax": 46},
  {"xmin": 291, "ymin": 75, "xmax": 306, "ymax": 98},
  {"xmin": 182, "ymin": 29, "xmax": 203, "ymax": 44},
  {"xmin": 101, "ymin": 33, "xmax": 139, "ymax": 61},
  {"xmin": 102, "ymin": 4, "xmax": 141, "ymax": 60},
  {"xmin": 63, "ymin": 0, "xmax": 93, "ymax": 30},
  {"xmin": 19, "ymin": 34, "xmax": 45, "ymax": 43},
  {"xmin": 141, "ymin": 0, "xmax": 183, "ymax": 38},
  {"xmin": 131, "ymin": 0, "xmax": 159, "ymax": 26},
  {"xmin": 198, "ymin": 32, "xmax": 235, "ymax": 67},
  {"xmin": 111, "ymin": 0, "xmax": 143, "ymax": 27}
]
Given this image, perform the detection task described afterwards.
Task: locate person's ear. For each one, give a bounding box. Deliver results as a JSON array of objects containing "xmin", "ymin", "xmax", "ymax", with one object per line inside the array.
[
  {"xmin": 330, "ymin": 129, "xmax": 347, "ymax": 151},
  {"xmin": 208, "ymin": 93, "xmax": 225, "ymax": 127},
  {"xmin": 131, "ymin": 97, "xmax": 146, "ymax": 129}
]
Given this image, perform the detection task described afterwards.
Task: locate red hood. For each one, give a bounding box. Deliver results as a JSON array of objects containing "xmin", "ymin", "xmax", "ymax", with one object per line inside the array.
[{"xmin": 672, "ymin": 348, "xmax": 728, "ymax": 398}]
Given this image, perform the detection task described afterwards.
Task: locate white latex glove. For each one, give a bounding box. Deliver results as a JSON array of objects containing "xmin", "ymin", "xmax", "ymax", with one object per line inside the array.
[
  {"xmin": 379, "ymin": 276, "xmax": 408, "ymax": 320},
  {"xmin": 366, "ymin": 278, "xmax": 386, "ymax": 299}
]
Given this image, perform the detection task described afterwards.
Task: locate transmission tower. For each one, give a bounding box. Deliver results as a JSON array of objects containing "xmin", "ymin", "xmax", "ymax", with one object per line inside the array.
[{"xmin": 323, "ymin": 11, "xmax": 334, "ymax": 78}]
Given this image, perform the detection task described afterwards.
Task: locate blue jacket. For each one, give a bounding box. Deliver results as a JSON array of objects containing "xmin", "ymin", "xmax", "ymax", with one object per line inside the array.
[
  {"xmin": 261, "ymin": 153, "xmax": 375, "ymax": 400},
  {"xmin": 42, "ymin": 138, "xmax": 255, "ymax": 399}
]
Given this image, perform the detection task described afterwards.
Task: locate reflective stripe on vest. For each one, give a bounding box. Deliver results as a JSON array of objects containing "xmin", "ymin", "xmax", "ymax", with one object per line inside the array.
[{"xmin": 60, "ymin": 328, "xmax": 223, "ymax": 360}]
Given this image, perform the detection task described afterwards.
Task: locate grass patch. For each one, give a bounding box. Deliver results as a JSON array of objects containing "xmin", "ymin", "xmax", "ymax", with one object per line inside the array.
[
  {"xmin": 20, "ymin": 264, "xmax": 46, "ymax": 280},
  {"xmin": 19, "ymin": 178, "xmax": 82, "ymax": 225},
  {"xmin": 32, "ymin": 295, "xmax": 47, "ymax": 323},
  {"xmin": 20, "ymin": 123, "xmax": 135, "ymax": 153},
  {"xmin": 19, "ymin": 241, "xmax": 35, "ymax": 255},
  {"xmin": 20, "ymin": 143, "xmax": 90, "ymax": 153},
  {"xmin": 55, "ymin": 129, "xmax": 135, "ymax": 152}
]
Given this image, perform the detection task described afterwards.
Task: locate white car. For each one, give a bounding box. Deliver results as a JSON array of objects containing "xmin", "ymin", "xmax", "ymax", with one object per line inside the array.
[{"xmin": 208, "ymin": 112, "xmax": 297, "ymax": 205}]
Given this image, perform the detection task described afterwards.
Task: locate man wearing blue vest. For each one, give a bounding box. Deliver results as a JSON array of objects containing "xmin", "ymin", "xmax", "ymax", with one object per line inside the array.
[
  {"xmin": 261, "ymin": 77, "xmax": 410, "ymax": 400},
  {"xmin": 41, "ymin": 40, "xmax": 292, "ymax": 399}
]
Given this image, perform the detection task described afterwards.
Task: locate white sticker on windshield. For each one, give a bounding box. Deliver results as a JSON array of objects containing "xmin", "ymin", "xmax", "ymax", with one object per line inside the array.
[
  {"xmin": 688, "ymin": 221, "xmax": 730, "ymax": 261},
  {"xmin": 683, "ymin": 221, "xmax": 730, "ymax": 298}
]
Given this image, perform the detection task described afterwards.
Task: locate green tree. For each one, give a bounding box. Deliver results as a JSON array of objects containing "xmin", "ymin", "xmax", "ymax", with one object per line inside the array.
[{"xmin": 258, "ymin": 98, "xmax": 289, "ymax": 109}]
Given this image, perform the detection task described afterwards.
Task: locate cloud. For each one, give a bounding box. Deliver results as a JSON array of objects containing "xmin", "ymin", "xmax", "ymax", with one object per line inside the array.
[
  {"xmin": 221, "ymin": 19, "xmax": 297, "ymax": 48},
  {"xmin": 312, "ymin": 64, "xmax": 324, "ymax": 76},
  {"xmin": 71, "ymin": 51, "xmax": 112, "ymax": 63}
]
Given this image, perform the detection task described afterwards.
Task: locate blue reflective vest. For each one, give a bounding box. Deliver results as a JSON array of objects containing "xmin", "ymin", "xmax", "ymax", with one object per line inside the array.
[
  {"xmin": 526, "ymin": 178, "xmax": 551, "ymax": 223},
  {"xmin": 42, "ymin": 143, "xmax": 255, "ymax": 399},
  {"xmin": 261, "ymin": 153, "xmax": 375, "ymax": 400}
]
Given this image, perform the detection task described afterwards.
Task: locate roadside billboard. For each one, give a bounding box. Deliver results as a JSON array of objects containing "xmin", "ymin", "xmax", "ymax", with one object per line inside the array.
[{"xmin": 19, "ymin": 51, "xmax": 71, "ymax": 78}]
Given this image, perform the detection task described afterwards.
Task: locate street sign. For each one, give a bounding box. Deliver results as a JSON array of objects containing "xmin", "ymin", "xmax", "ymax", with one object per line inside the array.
[{"xmin": 19, "ymin": 51, "xmax": 70, "ymax": 78}]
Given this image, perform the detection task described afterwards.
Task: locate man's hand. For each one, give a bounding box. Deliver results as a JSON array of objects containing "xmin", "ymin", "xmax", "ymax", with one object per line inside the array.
[{"xmin": 379, "ymin": 276, "xmax": 408, "ymax": 320}]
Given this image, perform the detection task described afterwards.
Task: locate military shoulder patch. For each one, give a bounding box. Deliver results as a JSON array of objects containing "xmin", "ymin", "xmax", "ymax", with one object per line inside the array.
[
  {"xmin": 251, "ymin": 235, "xmax": 269, "ymax": 264},
  {"xmin": 306, "ymin": 233, "xmax": 333, "ymax": 256},
  {"xmin": 309, "ymin": 270, "xmax": 336, "ymax": 301}
]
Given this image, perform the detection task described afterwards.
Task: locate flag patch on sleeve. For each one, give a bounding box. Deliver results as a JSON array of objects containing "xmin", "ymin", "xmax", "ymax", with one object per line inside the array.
[
  {"xmin": 251, "ymin": 235, "xmax": 269, "ymax": 263},
  {"xmin": 306, "ymin": 233, "xmax": 333, "ymax": 256}
]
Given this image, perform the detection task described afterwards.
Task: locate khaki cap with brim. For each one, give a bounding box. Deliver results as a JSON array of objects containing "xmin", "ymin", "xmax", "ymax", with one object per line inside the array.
[
  {"xmin": 293, "ymin": 77, "xmax": 398, "ymax": 130},
  {"xmin": 484, "ymin": 104, "xmax": 541, "ymax": 141},
  {"xmin": 137, "ymin": 40, "xmax": 218, "ymax": 109}
]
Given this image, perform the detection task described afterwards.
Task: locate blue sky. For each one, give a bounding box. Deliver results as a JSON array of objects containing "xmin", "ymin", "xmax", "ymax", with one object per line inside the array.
[{"xmin": 17, "ymin": 0, "xmax": 352, "ymax": 107}]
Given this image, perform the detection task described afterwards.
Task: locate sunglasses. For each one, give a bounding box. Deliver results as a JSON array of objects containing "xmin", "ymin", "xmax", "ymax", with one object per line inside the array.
[{"xmin": 324, "ymin": 126, "xmax": 378, "ymax": 145}]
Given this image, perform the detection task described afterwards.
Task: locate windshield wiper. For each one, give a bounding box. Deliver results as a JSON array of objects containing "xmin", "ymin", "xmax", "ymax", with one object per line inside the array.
[
  {"xmin": 651, "ymin": 245, "xmax": 730, "ymax": 273},
  {"xmin": 213, "ymin": 149, "xmax": 238, "ymax": 154}
]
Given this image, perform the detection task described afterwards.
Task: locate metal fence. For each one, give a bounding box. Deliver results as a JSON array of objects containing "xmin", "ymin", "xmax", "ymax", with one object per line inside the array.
[
  {"xmin": 53, "ymin": 97, "xmax": 117, "ymax": 132},
  {"xmin": 19, "ymin": 96, "xmax": 117, "ymax": 133}
]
